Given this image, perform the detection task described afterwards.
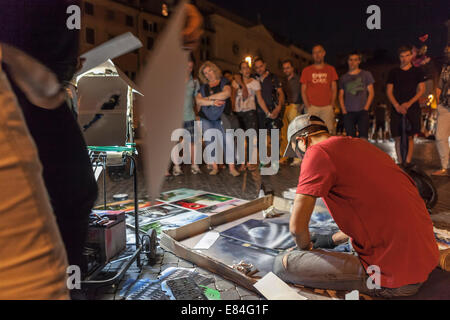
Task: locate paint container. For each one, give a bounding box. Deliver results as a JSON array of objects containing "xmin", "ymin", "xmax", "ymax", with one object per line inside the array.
[{"xmin": 113, "ymin": 193, "xmax": 129, "ymax": 201}]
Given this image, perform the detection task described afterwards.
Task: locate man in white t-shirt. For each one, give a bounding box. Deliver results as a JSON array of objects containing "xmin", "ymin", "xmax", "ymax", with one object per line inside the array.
[{"xmin": 231, "ymin": 61, "xmax": 271, "ymax": 170}]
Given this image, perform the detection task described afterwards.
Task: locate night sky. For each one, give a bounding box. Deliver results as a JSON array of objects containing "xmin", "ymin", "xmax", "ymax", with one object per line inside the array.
[{"xmin": 209, "ymin": 0, "xmax": 449, "ymax": 64}]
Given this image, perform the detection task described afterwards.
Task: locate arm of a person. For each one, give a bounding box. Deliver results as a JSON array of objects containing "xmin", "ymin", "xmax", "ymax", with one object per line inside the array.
[
  {"xmin": 208, "ymin": 85, "xmax": 231, "ymax": 100},
  {"xmin": 331, "ymin": 80, "xmax": 337, "ymax": 106},
  {"xmin": 404, "ymin": 82, "xmax": 425, "ymax": 108},
  {"xmin": 301, "ymin": 83, "xmax": 310, "ymax": 109},
  {"xmin": 196, "ymin": 93, "xmax": 212, "ymax": 108},
  {"xmin": 290, "ymin": 194, "xmax": 317, "ymax": 250},
  {"xmin": 436, "ymin": 87, "xmax": 442, "ymax": 105},
  {"xmin": 339, "ymin": 89, "xmax": 347, "ymax": 114},
  {"xmin": 231, "ymin": 85, "xmax": 237, "ymax": 112},
  {"xmin": 364, "ymin": 84, "xmax": 375, "ymax": 111},
  {"xmin": 256, "ymin": 90, "xmax": 271, "ymax": 115},
  {"xmin": 271, "ymin": 87, "xmax": 285, "ymax": 118},
  {"xmin": 386, "ymin": 83, "xmax": 401, "ymax": 110},
  {"xmin": 332, "ymin": 231, "xmax": 349, "ymax": 245}
]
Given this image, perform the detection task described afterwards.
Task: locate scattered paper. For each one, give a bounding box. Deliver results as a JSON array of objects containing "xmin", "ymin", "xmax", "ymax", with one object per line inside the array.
[
  {"xmin": 254, "ymin": 272, "xmax": 307, "ymax": 300},
  {"xmin": 92, "ymin": 165, "xmax": 103, "ymax": 181},
  {"xmin": 345, "ymin": 290, "xmax": 360, "ymax": 300},
  {"xmin": 137, "ymin": 1, "xmax": 189, "ymax": 201},
  {"xmin": 76, "ymin": 32, "xmax": 143, "ymax": 76},
  {"xmin": 194, "ymin": 231, "xmax": 220, "ymax": 250}
]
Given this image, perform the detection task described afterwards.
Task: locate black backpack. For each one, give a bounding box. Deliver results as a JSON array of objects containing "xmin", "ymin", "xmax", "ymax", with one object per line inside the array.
[{"xmin": 402, "ymin": 164, "xmax": 438, "ymax": 211}]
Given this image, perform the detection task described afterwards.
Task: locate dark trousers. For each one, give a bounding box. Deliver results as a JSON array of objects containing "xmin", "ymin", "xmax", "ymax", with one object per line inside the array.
[
  {"xmin": 236, "ymin": 110, "xmax": 258, "ymax": 131},
  {"xmin": 344, "ymin": 110, "xmax": 369, "ymax": 138}
]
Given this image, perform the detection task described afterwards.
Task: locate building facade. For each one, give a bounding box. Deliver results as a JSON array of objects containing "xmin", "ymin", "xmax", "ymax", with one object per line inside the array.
[{"xmin": 79, "ymin": 0, "xmax": 313, "ymax": 80}]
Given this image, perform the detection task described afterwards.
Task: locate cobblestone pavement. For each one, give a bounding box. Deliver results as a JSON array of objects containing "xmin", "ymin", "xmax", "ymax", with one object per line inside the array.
[{"xmin": 91, "ymin": 138, "xmax": 449, "ymax": 300}]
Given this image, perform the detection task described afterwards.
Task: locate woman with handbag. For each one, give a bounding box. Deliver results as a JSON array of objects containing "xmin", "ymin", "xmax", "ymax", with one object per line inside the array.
[{"xmin": 196, "ymin": 61, "xmax": 240, "ymax": 176}]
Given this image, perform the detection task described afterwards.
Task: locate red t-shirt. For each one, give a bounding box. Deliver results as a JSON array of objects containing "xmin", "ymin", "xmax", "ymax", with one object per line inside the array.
[
  {"xmin": 300, "ymin": 64, "xmax": 338, "ymax": 107},
  {"xmin": 296, "ymin": 136, "xmax": 439, "ymax": 288}
]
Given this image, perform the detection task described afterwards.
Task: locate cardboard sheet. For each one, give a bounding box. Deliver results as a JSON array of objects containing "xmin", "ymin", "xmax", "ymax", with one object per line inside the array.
[
  {"xmin": 77, "ymin": 32, "xmax": 143, "ymax": 76},
  {"xmin": 193, "ymin": 231, "xmax": 220, "ymax": 250},
  {"xmin": 138, "ymin": 1, "xmax": 190, "ymax": 201},
  {"xmin": 254, "ymin": 272, "xmax": 307, "ymax": 300}
]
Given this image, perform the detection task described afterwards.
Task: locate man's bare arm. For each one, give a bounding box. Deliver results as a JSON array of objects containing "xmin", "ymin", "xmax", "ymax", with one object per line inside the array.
[
  {"xmin": 364, "ymin": 84, "xmax": 375, "ymax": 111},
  {"xmin": 331, "ymin": 80, "xmax": 337, "ymax": 106},
  {"xmin": 332, "ymin": 231, "xmax": 349, "ymax": 245},
  {"xmin": 301, "ymin": 83, "xmax": 310, "ymax": 109},
  {"xmin": 271, "ymin": 87, "xmax": 285, "ymax": 118},
  {"xmin": 290, "ymin": 194, "xmax": 317, "ymax": 250},
  {"xmin": 403, "ymin": 82, "xmax": 425, "ymax": 108},
  {"xmin": 436, "ymin": 87, "xmax": 442, "ymax": 105},
  {"xmin": 386, "ymin": 83, "xmax": 404, "ymax": 114},
  {"xmin": 256, "ymin": 90, "xmax": 271, "ymax": 115},
  {"xmin": 338, "ymin": 89, "xmax": 347, "ymax": 114}
]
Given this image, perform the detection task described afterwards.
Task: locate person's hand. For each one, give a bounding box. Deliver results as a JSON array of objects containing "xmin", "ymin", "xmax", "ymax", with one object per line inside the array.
[
  {"xmin": 311, "ymin": 233, "xmax": 335, "ymax": 249},
  {"xmin": 400, "ymin": 102, "xmax": 411, "ymax": 111},
  {"xmin": 342, "ymin": 109, "xmax": 348, "ymax": 115},
  {"xmin": 394, "ymin": 103, "xmax": 407, "ymax": 115},
  {"xmin": 270, "ymin": 108, "xmax": 280, "ymax": 119},
  {"xmin": 182, "ymin": 4, "xmax": 203, "ymax": 50},
  {"xmin": 213, "ymin": 99, "xmax": 225, "ymax": 107}
]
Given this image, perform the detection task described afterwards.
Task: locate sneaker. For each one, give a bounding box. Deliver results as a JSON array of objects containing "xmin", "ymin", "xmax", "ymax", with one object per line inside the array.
[
  {"xmin": 229, "ymin": 167, "xmax": 240, "ymax": 177},
  {"xmin": 209, "ymin": 168, "xmax": 219, "ymax": 176},
  {"xmin": 290, "ymin": 158, "xmax": 302, "ymax": 167},
  {"xmin": 431, "ymin": 169, "xmax": 449, "ymax": 177},
  {"xmin": 173, "ymin": 165, "xmax": 183, "ymax": 176},
  {"xmin": 191, "ymin": 165, "xmax": 201, "ymax": 175}
]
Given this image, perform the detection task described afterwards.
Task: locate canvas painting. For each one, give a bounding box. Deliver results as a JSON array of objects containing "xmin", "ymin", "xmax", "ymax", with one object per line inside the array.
[
  {"xmin": 220, "ymin": 219, "xmax": 296, "ymax": 251},
  {"xmin": 198, "ymin": 199, "xmax": 248, "ymax": 215},
  {"xmin": 172, "ymin": 193, "xmax": 234, "ymax": 210},
  {"xmin": 158, "ymin": 188, "xmax": 205, "ymax": 203}
]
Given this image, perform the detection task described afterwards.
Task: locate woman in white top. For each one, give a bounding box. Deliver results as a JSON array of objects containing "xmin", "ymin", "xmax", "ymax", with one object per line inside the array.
[{"xmin": 232, "ymin": 61, "xmax": 270, "ymax": 170}]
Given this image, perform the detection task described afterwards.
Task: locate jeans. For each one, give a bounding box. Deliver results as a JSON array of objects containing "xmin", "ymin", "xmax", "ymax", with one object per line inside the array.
[
  {"xmin": 0, "ymin": 72, "xmax": 69, "ymax": 299},
  {"xmin": 344, "ymin": 110, "xmax": 370, "ymax": 138},
  {"xmin": 273, "ymin": 248, "xmax": 423, "ymax": 298},
  {"xmin": 435, "ymin": 104, "xmax": 450, "ymax": 169},
  {"xmin": 201, "ymin": 117, "xmax": 225, "ymax": 164},
  {"xmin": 306, "ymin": 105, "xmax": 336, "ymax": 135}
]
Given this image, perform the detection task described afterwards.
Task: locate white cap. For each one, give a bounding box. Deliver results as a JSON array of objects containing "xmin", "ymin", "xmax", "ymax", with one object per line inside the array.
[{"xmin": 283, "ymin": 114, "xmax": 327, "ymax": 158}]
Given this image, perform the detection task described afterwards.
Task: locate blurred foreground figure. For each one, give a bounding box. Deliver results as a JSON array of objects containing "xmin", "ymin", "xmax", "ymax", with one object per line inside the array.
[
  {"xmin": 432, "ymin": 44, "xmax": 450, "ymax": 177},
  {"xmin": 0, "ymin": 1, "xmax": 98, "ymax": 280},
  {"xmin": 0, "ymin": 44, "xmax": 69, "ymax": 300}
]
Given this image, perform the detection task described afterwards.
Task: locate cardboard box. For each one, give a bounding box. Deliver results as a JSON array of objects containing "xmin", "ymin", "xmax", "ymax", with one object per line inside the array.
[{"xmin": 160, "ymin": 195, "xmax": 333, "ymax": 300}]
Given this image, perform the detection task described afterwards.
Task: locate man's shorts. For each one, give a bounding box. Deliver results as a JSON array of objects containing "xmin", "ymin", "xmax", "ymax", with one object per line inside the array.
[{"xmin": 390, "ymin": 106, "xmax": 421, "ymax": 138}]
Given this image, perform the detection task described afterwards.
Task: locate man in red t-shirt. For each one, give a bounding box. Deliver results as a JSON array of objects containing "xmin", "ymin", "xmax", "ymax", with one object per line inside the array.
[
  {"xmin": 273, "ymin": 114, "xmax": 440, "ymax": 298},
  {"xmin": 300, "ymin": 45, "xmax": 339, "ymax": 134}
]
